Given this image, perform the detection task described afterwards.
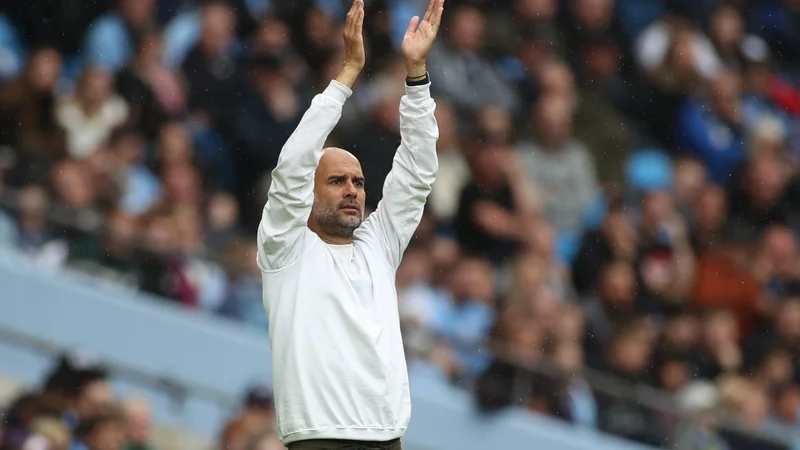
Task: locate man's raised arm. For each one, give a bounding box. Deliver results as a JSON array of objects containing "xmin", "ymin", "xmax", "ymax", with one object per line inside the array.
[
  {"xmin": 362, "ymin": 0, "xmax": 444, "ymax": 269},
  {"xmin": 257, "ymin": 0, "xmax": 365, "ymax": 270}
]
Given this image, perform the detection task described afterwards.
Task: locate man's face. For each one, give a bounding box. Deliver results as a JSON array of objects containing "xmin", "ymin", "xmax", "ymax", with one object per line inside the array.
[
  {"xmin": 311, "ymin": 149, "xmax": 366, "ymax": 240},
  {"xmin": 76, "ymin": 380, "xmax": 113, "ymax": 419},
  {"xmin": 125, "ymin": 405, "xmax": 151, "ymax": 445},
  {"xmin": 88, "ymin": 421, "xmax": 126, "ymax": 450}
]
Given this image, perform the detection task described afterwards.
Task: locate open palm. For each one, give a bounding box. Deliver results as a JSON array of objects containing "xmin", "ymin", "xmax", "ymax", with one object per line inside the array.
[{"xmin": 401, "ymin": 0, "xmax": 444, "ymax": 64}]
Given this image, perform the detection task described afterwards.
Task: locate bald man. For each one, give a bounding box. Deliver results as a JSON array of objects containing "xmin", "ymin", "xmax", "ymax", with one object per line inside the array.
[{"xmin": 256, "ymin": 0, "xmax": 444, "ymax": 449}]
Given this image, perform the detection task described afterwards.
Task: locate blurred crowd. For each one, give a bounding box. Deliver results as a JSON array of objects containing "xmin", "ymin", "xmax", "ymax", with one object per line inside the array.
[
  {"xmin": 0, "ymin": 0, "xmax": 800, "ymax": 448},
  {"xmin": 0, "ymin": 353, "xmax": 282, "ymax": 450}
]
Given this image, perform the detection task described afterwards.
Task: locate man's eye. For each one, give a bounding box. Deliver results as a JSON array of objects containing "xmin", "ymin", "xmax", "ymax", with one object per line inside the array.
[
  {"xmin": 355, "ymin": 181, "xmax": 364, "ymax": 187},
  {"xmin": 331, "ymin": 179, "xmax": 341, "ymax": 184}
]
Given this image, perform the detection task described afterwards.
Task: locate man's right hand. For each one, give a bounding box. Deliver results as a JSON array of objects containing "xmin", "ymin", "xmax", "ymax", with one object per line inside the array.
[{"xmin": 336, "ymin": 0, "xmax": 365, "ymax": 89}]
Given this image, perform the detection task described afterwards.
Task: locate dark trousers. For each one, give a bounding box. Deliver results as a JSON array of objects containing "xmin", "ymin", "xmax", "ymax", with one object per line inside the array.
[{"xmin": 288, "ymin": 438, "xmax": 402, "ymax": 450}]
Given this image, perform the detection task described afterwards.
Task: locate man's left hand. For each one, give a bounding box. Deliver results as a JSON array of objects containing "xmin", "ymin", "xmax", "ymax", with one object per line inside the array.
[{"xmin": 401, "ymin": 0, "xmax": 444, "ymax": 78}]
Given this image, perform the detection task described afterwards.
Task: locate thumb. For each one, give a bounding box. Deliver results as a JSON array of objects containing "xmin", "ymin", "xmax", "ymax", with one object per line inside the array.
[{"xmin": 405, "ymin": 16, "xmax": 420, "ymax": 36}]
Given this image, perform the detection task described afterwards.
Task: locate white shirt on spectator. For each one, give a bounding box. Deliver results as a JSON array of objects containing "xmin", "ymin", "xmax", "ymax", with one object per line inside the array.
[
  {"xmin": 55, "ymin": 95, "xmax": 128, "ymax": 159},
  {"xmin": 258, "ymin": 80, "xmax": 438, "ymax": 445},
  {"xmin": 635, "ymin": 21, "xmax": 722, "ymax": 80}
]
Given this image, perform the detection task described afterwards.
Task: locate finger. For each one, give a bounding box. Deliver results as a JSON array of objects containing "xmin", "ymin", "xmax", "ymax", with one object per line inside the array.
[
  {"xmin": 347, "ymin": 0, "xmax": 360, "ymax": 16},
  {"xmin": 346, "ymin": 0, "xmax": 360, "ymax": 32},
  {"xmin": 422, "ymin": 0, "xmax": 435, "ymax": 24},
  {"xmin": 355, "ymin": 0, "xmax": 364, "ymax": 36},
  {"xmin": 405, "ymin": 15, "xmax": 420, "ymax": 36},
  {"xmin": 431, "ymin": 0, "xmax": 444, "ymax": 28}
]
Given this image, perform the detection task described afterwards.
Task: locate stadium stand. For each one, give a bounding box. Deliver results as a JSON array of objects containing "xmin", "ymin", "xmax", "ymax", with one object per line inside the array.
[{"xmin": 1, "ymin": 0, "xmax": 800, "ymax": 449}]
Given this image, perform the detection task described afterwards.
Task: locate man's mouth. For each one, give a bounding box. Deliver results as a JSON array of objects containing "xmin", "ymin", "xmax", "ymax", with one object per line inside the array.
[{"xmin": 340, "ymin": 205, "xmax": 360, "ymax": 212}]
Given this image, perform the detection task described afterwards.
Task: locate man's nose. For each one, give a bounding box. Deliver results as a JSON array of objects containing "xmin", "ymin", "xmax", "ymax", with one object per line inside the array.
[{"xmin": 343, "ymin": 181, "xmax": 358, "ymax": 197}]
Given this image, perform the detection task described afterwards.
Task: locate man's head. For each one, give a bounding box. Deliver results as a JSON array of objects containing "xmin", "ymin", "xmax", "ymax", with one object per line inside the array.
[
  {"xmin": 447, "ymin": 5, "xmax": 485, "ymax": 53},
  {"xmin": 200, "ymin": 1, "xmax": 237, "ymax": 56},
  {"xmin": 121, "ymin": 397, "xmax": 151, "ymax": 446},
  {"xmin": 77, "ymin": 408, "xmax": 126, "ymax": 450},
  {"xmin": 534, "ymin": 93, "xmax": 574, "ymax": 149},
  {"xmin": 598, "ymin": 260, "xmax": 637, "ymax": 308},
  {"xmin": 309, "ymin": 148, "xmax": 366, "ymax": 243}
]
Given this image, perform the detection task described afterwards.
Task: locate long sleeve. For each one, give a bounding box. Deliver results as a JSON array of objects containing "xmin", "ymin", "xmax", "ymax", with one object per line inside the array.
[
  {"xmin": 359, "ymin": 82, "xmax": 439, "ymax": 270},
  {"xmin": 257, "ymin": 80, "xmax": 352, "ymax": 270}
]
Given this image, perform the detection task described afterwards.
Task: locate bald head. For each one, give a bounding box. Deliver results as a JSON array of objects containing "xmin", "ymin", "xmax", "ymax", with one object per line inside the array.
[
  {"xmin": 316, "ymin": 147, "xmax": 361, "ymax": 179},
  {"xmin": 309, "ymin": 147, "xmax": 366, "ymax": 244},
  {"xmin": 121, "ymin": 397, "xmax": 151, "ymax": 445}
]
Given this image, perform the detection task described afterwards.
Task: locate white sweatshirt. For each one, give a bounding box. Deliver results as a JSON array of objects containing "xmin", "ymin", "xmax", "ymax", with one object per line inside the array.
[{"xmin": 257, "ymin": 79, "xmax": 438, "ymax": 445}]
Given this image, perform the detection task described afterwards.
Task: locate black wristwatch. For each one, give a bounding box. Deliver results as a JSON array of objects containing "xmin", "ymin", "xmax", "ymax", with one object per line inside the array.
[{"xmin": 406, "ymin": 72, "xmax": 430, "ymax": 86}]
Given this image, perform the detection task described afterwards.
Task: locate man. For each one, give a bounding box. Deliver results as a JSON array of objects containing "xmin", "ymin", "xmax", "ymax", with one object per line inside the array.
[{"xmin": 257, "ymin": 0, "xmax": 443, "ymax": 449}]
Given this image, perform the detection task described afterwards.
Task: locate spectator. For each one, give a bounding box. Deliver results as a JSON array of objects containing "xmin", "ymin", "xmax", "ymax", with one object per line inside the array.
[
  {"xmin": 727, "ymin": 153, "xmax": 790, "ymax": 232},
  {"xmin": 694, "ymin": 309, "xmax": 743, "ymax": 380},
  {"xmin": 22, "ymin": 416, "xmax": 72, "ymax": 450},
  {"xmin": 427, "ymin": 4, "xmax": 519, "ymax": 114},
  {"xmin": 676, "ymin": 69, "xmax": 747, "ymax": 184},
  {"xmin": 50, "ymin": 160, "xmax": 99, "ymax": 212},
  {"xmin": 772, "ymin": 384, "xmax": 800, "ymax": 432},
  {"xmin": 454, "ymin": 142, "xmax": 538, "ymax": 264},
  {"xmin": 69, "ymin": 209, "xmax": 142, "ymax": 288},
  {"xmin": 582, "ymin": 260, "xmax": 641, "ymax": 365},
  {"xmin": 120, "ymin": 397, "xmax": 155, "ymax": 450},
  {"xmin": 56, "ymin": 67, "xmax": 130, "ymax": 160},
  {"xmin": 222, "ymin": 53, "xmax": 307, "ymax": 189},
  {"xmin": 518, "ymin": 93, "xmax": 600, "ymax": 235},
  {"xmin": 747, "ymin": 0, "xmax": 800, "ymax": 71},
  {"xmin": 181, "ymin": 1, "xmax": 245, "ymax": 123},
  {"xmin": 691, "ymin": 226, "xmax": 764, "ymax": 338},
  {"xmin": 205, "ymin": 191, "xmax": 241, "ymax": 252},
  {"xmin": 0, "ymin": 47, "xmax": 66, "ymax": 184},
  {"xmin": 433, "ymin": 256, "xmax": 497, "ymax": 380},
  {"xmin": 136, "ymin": 214, "xmax": 191, "ymax": 304},
  {"xmin": 595, "ymin": 323, "xmax": 664, "ymax": 446},
  {"xmin": 639, "ymin": 23, "xmax": 707, "ymax": 147},
  {"xmin": 674, "ymin": 381, "xmax": 730, "ymax": 450},
  {"xmin": 689, "ymin": 184, "xmax": 728, "ymax": 253},
  {"xmin": 65, "ymin": 374, "xmax": 114, "ymax": 431},
  {"xmin": 239, "ymin": 383, "xmax": 276, "ymax": 435},
  {"xmin": 475, "ymin": 316, "xmax": 546, "ymax": 412},
  {"xmin": 673, "ymin": 156, "xmax": 708, "ymax": 213},
  {"xmin": 250, "ymin": 17, "xmax": 308, "ymax": 82},
  {"xmin": 106, "ymin": 128, "xmax": 161, "ymax": 216},
  {"xmin": 572, "ymin": 204, "xmax": 639, "ymax": 295},
  {"xmin": 707, "ymin": 5, "xmax": 756, "ymax": 70},
  {"xmin": 218, "ymin": 242, "xmax": 265, "ymax": 327},
  {"xmin": 635, "ymin": 5, "xmax": 721, "ymax": 82},
  {"xmin": 635, "ymin": 189, "xmax": 696, "ymax": 310},
  {"xmin": 116, "ymin": 26, "xmax": 185, "ymax": 140},
  {"xmin": 15, "ymin": 185, "xmax": 55, "ymax": 254},
  {"xmin": 494, "ymin": 0, "xmax": 562, "ymax": 60},
  {"xmin": 745, "ymin": 296, "xmax": 800, "ymax": 378},
  {"xmin": 753, "ymin": 225, "xmax": 800, "ymax": 299},
  {"xmin": 74, "ymin": 407, "xmax": 127, "ymax": 450},
  {"xmin": 82, "ymin": 0, "xmax": 157, "ymax": 72},
  {"xmin": 218, "ymin": 415, "xmax": 263, "ymax": 450},
  {"xmin": 552, "ymin": 341, "xmax": 597, "ymax": 428},
  {"xmin": 428, "ymin": 101, "xmax": 469, "ymax": 224},
  {"xmin": 717, "ymin": 376, "xmax": 786, "ymax": 450},
  {"xmin": 560, "ymin": 0, "xmax": 634, "ymax": 93}
]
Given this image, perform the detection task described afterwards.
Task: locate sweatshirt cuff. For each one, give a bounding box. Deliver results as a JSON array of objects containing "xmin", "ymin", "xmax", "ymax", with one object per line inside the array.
[
  {"xmin": 325, "ymin": 80, "xmax": 353, "ymax": 105},
  {"xmin": 405, "ymin": 83, "xmax": 432, "ymax": 103}
]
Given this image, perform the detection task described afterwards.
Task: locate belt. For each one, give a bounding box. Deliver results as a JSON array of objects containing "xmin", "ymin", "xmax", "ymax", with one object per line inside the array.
[{"xmin": 341, "ymin": 438, "xmax": 399, "ymax": 449}]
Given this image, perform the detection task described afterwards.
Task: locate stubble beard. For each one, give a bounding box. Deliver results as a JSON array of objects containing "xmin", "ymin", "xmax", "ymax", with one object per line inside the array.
[{"xmin": 313, "ymin": 203, "xmax": 362, "ymax": 239}]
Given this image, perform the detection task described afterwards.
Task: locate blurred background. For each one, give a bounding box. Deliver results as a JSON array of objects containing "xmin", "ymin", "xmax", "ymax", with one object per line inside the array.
[{"xmin": 0, "ymin": 0, "xmax": 799, "ymax": 449}]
